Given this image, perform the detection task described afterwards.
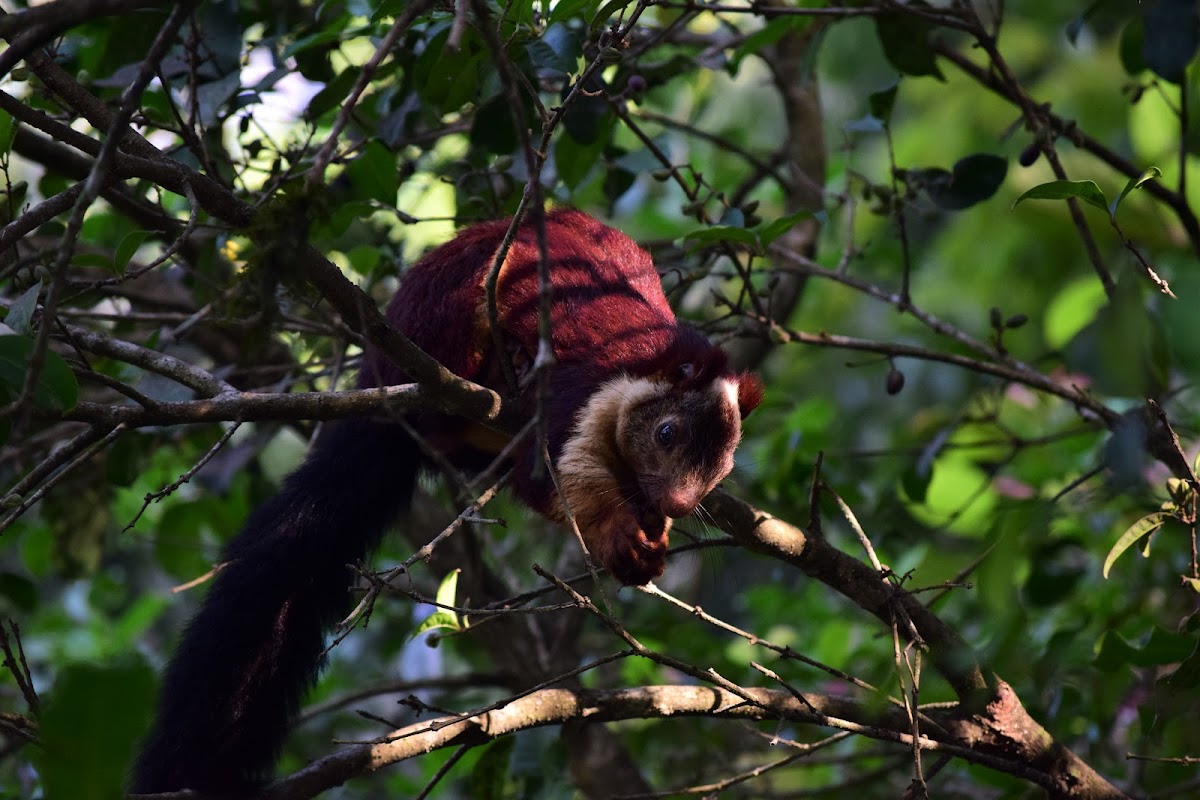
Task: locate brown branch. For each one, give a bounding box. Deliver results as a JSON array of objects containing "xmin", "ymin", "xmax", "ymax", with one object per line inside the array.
[
  {"xmin": 59, "ymin": 322, "xmax": 233, "ymax": 398},
  {"xmin": 20, "ymin": 53, "xmax": 521, "ymax": 435},
  {"xmin": 0, "ymin": 424, "xmax": 126, "ymax": 535},
  {"xmin": 701, "ymin": 489, "xmax": 1128, "ymax": 799},
  {"xmin": 3, "ymin": 3, "xmax": 194, "ymax": 435},
  {"xmin": 751, "ymin": 314, "xmax": 1119, "ymax": 427},
  {"xmin": 53, "ymin": 384, "xmax": 435, "ymax": 427},
  {"xmin": 933, "ymin": 40, "xmax": 1200, "ymax": 255},
  {"xmin": 0, "ymin": 0, "xmax": 161, "ymax": 42},
  {"xmin": 260, "ymin": 684, "xmax": 1070, "ymax": 800}
]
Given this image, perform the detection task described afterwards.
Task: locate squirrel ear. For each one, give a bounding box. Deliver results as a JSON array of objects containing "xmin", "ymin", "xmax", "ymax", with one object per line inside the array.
[{"xmin": 736, "ymin": 372, "xmax": 764, "ymax": 419}]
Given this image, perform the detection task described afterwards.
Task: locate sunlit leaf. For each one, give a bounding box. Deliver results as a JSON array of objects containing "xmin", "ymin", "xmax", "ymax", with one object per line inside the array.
[
  {"xmin": 436, "ymin": 568, "xmax": 460, "ymax": 609},
  {"xmin": 1109, "ymin": 166, "xmax": 1161, "ymax": 218},
  {"xmin": 412, "ymin": 611, "xmax": 461, "ymax": 641},
  {"xmin": 1103, "ymin": 511, "xmax": 1168, "ymax": 577},
  {"xmin": 1012, "ymin": 179, "xmax": 1108, "ymax": 213}
]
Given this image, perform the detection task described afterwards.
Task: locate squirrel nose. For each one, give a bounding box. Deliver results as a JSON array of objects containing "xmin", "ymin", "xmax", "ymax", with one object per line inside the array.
[{"xmin": 660, "ymin": 489, "xmax": 702, "ymax": 519}]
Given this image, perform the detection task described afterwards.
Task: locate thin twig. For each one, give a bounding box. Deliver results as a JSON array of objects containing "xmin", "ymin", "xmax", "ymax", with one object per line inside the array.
[
  {"xmin": 124, "ymin": 421, "xmax": 242, "ymax": 531},
  {"xmin": 305, "ymin": 0, "xmax": 434, "ymax": 191}
]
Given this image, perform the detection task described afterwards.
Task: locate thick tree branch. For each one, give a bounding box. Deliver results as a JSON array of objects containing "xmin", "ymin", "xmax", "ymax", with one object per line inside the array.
[
  {"xmin": 259, "ymin": 684, "xmax": 1086, "ymax": 800},
  {"xmin": 19, "ymin": 52, "xmax": 520, "ymax": 433},
  {"xmin": 702, "ymin": 489, "xmax": 1127, "ymax": 799}
]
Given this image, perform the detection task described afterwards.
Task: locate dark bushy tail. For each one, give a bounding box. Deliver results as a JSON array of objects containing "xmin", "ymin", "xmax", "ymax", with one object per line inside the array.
[{"xmin": 132, "ymin": 418, "xmax": 419, "ymax": 795}]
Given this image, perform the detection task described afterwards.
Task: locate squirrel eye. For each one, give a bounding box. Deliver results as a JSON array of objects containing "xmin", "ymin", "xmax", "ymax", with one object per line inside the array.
[
  {"xmin": 678, "ymin": 362, "xmax": 696, "ymax": 380},
  {"xmin": 655, "ymin": 422, "xmax": 674, "ymax": 447}
]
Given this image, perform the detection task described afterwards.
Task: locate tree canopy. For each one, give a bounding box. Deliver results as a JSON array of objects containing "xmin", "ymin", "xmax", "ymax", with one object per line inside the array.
[{"xmin": 0, "ymin": 0, "xmax": 1198, "ymax": 798}]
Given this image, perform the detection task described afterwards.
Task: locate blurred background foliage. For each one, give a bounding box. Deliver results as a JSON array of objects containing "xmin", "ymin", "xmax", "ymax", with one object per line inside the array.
[{"xmin": 0, "ymin": 0, "xmax": 1198, "ymax": 797}]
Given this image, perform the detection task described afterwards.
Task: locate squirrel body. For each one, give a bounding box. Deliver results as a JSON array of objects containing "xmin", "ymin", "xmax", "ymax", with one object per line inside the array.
[{"xmin": 132, "ymin": 210, "xmax": 761, "ymax": 794}]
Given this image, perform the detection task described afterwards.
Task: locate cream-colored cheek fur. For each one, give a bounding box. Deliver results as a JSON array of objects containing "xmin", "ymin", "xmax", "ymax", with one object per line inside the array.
[
  {"xmin": 714, "ymin": 377, "xmax": 742, "ymax": 476},
  {"xmin": 552, "ymin": 376, "xmax": 665, "ymax": 532},
  {"xmin": 721, "ymin": 376, "xmax": 739, "ymax": 410}
]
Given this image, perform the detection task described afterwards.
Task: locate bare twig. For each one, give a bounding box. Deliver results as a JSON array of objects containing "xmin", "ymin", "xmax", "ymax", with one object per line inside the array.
[
  {"xmin": 305, "ymin": 0, "xmax": 434, "ymax": 191},
  {"xmin": 124, "ymin": 421, "xmax": 242, "ymax": 531},
  {"xmin": 0, "ymin": 620, "xmax": 38, "ymax": 713}
]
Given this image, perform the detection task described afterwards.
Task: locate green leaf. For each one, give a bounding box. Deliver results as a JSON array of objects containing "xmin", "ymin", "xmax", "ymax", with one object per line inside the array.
[
  {"xmin": 346, "ymin": 244, "xmax": 382, "ymax": 276},
  {"xmin": 1184, "ymin": 576, "xmax": 1200, "ymax": 593},
  {"xmin": 681, "ymin": 225, "xmax": 760, "ymax": 250},
  {"xmin": 305, "ymin": 68, "xmax": 357, "ymax": 120},
  {"xmin": 0, "ymin": 107, "xmax": 15, "ymax": 157},
  {"xmin": 921, "ymin": 153, "xmax": 1008, "ymax": 210},
  {"xmin": 412, "ymin": 611, "xmax": 461, "ymax": 641},
  {"xmin": 1140, "ymin": 627, "xmax": 1198, "ymax": 666},
  {"xmin": 114, "ymin": 229, "xmax": 156, "ymax": 274},
  {"xmin": 1068, "ymin": 279, "xmax": 1168, "ymax": 399},
  {"xmin": 470, "ymin": 95, "xmax": 519, "ymax": 154},
  {"xmin": 1025, "ymin": 539, "xmax": 1087, "ymax": 607},
  {"xmin": 555, "ymin": 120, "xmax": 612, "ymax": 190},
  {"xmin": 344, "ymin": 141, "xmax": 398, "ymax": 206},
  {"xmin": 156, "ymin": 502, "xmax": 219, "ymax": 579},
  {"xmin": 436, "ymin": 568, "xmax": 460, "ymax": 609},
  {"xmin": 411, "ymin": 569, "xmax": 463, "ymax": 640},
  {"xmin": 5, "ymin": 281, "xmax": 41, "ymax": 336},
  {"xmin": 561, "ymin": 77, "xmax": 609, "ymax": 145},
  {"xmin": 526, "ymin": 22, "xmax": 582, "ymax": 75},
  {"xmin": 759, "ymin": 210, "xmax": 813, "ymax": 247},
  {"xmin": 468, "ymin": 737, "xmax": 516, "ymax": 800},
  {"xmin": 1142, "ymin": 0, "xmax": 1198, "ymax": 84},
  {"xmin": 875, "ymin": 3, "xmax": 945, "ymax": 80},
  {"xmin": 1120, "ymin": 16, "xmax": 1147, "ymax": 75},
  {"xmin": 0, "ymin": 335, "xmax": 79, "ymax": 411},
  {"xmin": 1097, "ymin": 628, "xmax": 1198, "ymax": 671},
  {"xmin": 593, "ymin": 0, "xmax": 637, "ymax": 24},
  {"xmin": 38, "ymin": 661, "xmax": 156, "ymax": 800},
  {"xmin": 0, "ymin": 571, "xmax": 37, "ymax": 613},
  {"xmin": 868, "ymin": 84, "xmax": 899, "ymax": 125},
  {"xmin": 1012, "ymin": 179, "xmax": 1108, "ymax": 214},
  {"xmin": 730, "ymin": 16, "xmax": 808, "ymax": 71},
  {"xmin": 1103, "ymin": 511, "xmax": 1168, "ymax": 577},
  {"xmin": 283, "ymin": 16, "xmax": 361, "ymax": 59},
  {"xmin": 602, "ymin": 165, "xmax": 636, "ymax": 207},
  {"xmin": 550, "ymin": 0, "xmax": 600, "ymax": 23},
  {"xmin": 1094, "ymin": 630, "xmax": 1139, "ymax": 671},
  {"xmin": 371, "ymin": 0, "xmax": 409, "ymax": 21},
  {"xmin": 1162, "ymin": 640, "xmax": 1200, "ymax": 687},
  {"xmin": 899, "ymin": 465, "xmax": 932, "ymax": 504},
  {"xmin": 1109, "ymin": 166, "xmax": 1161, "ymax": 219}
]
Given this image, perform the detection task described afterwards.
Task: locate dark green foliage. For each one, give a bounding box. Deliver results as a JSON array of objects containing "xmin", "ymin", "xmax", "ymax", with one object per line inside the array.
[{"xmin": 2, "ymin": 0, "xmax": 1200, "ymax": 797}]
